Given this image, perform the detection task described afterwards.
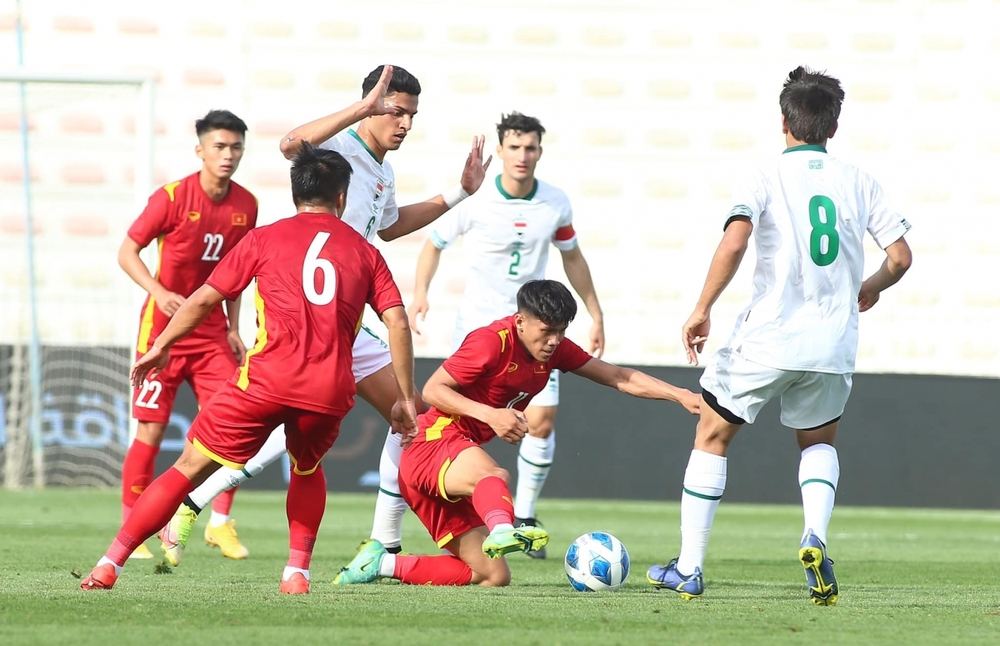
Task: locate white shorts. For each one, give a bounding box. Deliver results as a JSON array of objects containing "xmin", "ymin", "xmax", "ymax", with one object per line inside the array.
[
  {"xmin": 353, "ymin": 325, "xmax": 392, "ymax": 383},
  {"xmin": 699, "ymin": 347, "xmax": 852, "ymax": 429}
]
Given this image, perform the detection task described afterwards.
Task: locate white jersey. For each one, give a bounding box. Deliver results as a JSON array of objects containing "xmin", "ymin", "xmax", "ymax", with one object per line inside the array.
[
  {"xmin": 318, "ymin": 129, "xmax": 398, "ymax": 242},
  {"xmin": 724, "ymin": 144, "xmax": 910, "ymax": 374},
  {"xmin": 430, "ymin": 175, "xmax": 577, "ymax": 334}
]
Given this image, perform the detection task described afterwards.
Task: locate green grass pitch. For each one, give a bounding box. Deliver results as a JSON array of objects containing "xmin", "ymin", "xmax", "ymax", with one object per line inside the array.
[{"xmin": 1, "ymin": 489, "xmax": 998, "ymax": 645}]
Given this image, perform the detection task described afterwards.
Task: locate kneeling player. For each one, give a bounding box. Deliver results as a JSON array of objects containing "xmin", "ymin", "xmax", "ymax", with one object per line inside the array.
[
  {"xmin": 334, "ymin": 280, "xmax": 700, "ymax": 587},
  {"xmin": 80, "ymin": 144, "xmax": 417, "ymax": 594}
]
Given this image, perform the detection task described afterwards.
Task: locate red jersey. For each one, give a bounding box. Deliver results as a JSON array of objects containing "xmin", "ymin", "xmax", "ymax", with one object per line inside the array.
[
  {"xmin": 129, "ymin": 172, "xmax": 258, "ymax": 355},
  {"xmin": 206, "ymin": 212, "xmax": 403, "ymax": 416},
  {"xmin": 414, "ymin": 316, "xmax": 592, "ymax": 445}
]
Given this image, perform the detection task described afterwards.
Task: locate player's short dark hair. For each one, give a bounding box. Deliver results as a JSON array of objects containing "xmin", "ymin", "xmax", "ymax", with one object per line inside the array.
[
  {"xmin": 779, "ymin": 66, "xmax": 845, "ymax": 144},
  {"xmin": 290, "ymin": 143, "xmax": 353, "ymax": 208},
  {"xmin": 517, "ymin": 280, "xmax": 577, "ymax": 327},
  {"xmin": 497, "ymin": 112, "xmax": 545, "ymax": 144},
  {"xmin": 195, "ymin": 109, "xmax": 247, "ymax": 138},
  {"xmin": 362, "ymin": 65, "xmax": 422, "ymax": 98}
]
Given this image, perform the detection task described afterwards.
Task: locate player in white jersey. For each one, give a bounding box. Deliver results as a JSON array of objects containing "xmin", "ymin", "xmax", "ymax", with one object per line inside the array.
[
  {"xmin": 157, "ymin": 65, "xmax": 491, "ymax": 564},
  {"xmin": 647, "ymin": 66, "xmax": 912, "ymax": 605},
  {"xmin": 408, "ymin": 113, "xmax": 605, "ymax": 558}
]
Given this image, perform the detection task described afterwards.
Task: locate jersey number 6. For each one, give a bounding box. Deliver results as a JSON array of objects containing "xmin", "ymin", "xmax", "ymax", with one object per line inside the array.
[{"xmin": 303, "ymin": 232, "xmax": 338, "ymax": 305}]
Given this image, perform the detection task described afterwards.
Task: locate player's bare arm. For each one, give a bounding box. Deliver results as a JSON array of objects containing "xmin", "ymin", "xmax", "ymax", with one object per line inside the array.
[
  {"xmin": 423, "ymin": 367, "xmax": 528, "ymax": 444},
  {"xmin": 560, "ymin": 245, "xmax": 605, "ymax": 357},
  {"xmin": 131, "ymin": 284, "xmax": 226, "ymax": 387},
  {"xmin": 858, "ymin": 237, "xmax": 912, "ymax": 312},
  {"xmin": 381, "ymin": 305, "xmax": 419, "ymax": 438},
  {"xmin": 377, "ymin": 136, "xmax": 492, "ymax": 241},
  {"xmin": 279, "ymin": 65, "xmax": 397, "ymax": 159},
  {"xmin": 571, "ymin": 358, "xmax": 701, "ymax": 415},
  {"xmin": 408, "ymin": 240, "xmax": 445, "ymax": 335},
  {"xmin": 224, "ymin": 295, "xmax": 247, "ymax": 363},
  {"xmin": 683, "ymin": 217, "xmax": 754, "ymax": 366},
  {"xmin": 117, "ymin": 235, "xmax": 185, "ymax": 316}
]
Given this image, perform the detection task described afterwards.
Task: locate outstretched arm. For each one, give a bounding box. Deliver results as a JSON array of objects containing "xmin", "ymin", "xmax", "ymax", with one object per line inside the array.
[
  {"xmin": 279, "ymin": 65, "xmax": 396, "ymax": 159},
  {"xmin": 572, "ymin": 358, "xmax": 701, "ymax": 414},
  {"xmin": 682, "ymin": 218, "xmax": 753, "ymax": 365},
  {"xmin": 422, "ymin": 367, "xmax": 528, "ymax": 444},
  {"xmin": 377, "ymin": 136, "xmax": 492, "ymax": 241},
  {"xmin": 560, "ymin": 245, "xmax": 604, "ymax": 357},
  {"xmin": 408, "ymin": 240, "xmax": 444, "ymax": 335},
  {"xmin": 858, "ymin": 237, "xmax": 912, "ymax": 312},
  {"xmin": 131, "ymin": 284, "xmax": 225, "ymax": 387}
]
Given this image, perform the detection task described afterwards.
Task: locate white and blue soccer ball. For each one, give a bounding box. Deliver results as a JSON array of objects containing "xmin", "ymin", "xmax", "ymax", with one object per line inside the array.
[{"xmin": 564, "ymin": 531, "xmax": 630, "ymax": 592}]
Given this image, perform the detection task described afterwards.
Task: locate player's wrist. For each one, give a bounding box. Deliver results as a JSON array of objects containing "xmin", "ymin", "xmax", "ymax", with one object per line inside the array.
[{"xmin": 442, "ymin": 184, "xmax": 469, "ymax": 209}]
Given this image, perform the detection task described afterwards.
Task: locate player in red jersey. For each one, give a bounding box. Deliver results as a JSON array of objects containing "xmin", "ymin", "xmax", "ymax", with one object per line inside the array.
[
  {"xmin": 81, "ymin": 143, "xmax": 417, "ymax": 594},
  {"xmin": 334, "ymin": 280, "xmax": 700, "ymax": 587},
  {"xmin": 118, "ymin": 110, "xmax": 257, "ymax": 560}
]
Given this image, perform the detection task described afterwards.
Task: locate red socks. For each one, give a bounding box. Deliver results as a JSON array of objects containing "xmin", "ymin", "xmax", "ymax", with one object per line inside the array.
[
  {"xmin": 121, "ymin": 439, "xmax": 158, "ymax": 521},
  {"xmin": 471, "ymin": 476, "xmax": 515, "ymax": 531},
  {"xmin": 394, "ymin": 554, "xmax": 473, "ymax": 586},
  {"xmin": 212, "ymin": 487, "xmax": 237, "ymax": 515},
  {"xmin": 286, "ymin": 466, "xmax": 326, "ymax": 572},
  {"xmin": 107, "ymin": 467, "xmax": 195, "ymax": 566}
]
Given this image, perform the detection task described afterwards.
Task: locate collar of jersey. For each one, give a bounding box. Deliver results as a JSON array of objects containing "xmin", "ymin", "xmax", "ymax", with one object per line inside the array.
[
  {"xmin": 495, "ymin": 174, "xmax": 538, "ymax": 201},
  {"xmin": 783, "ymin": 144, "xmax": 827, "ymax": 154},
  {"xmin": 348, "ymin": 129, "xmax": 382, "ymax": 164}
]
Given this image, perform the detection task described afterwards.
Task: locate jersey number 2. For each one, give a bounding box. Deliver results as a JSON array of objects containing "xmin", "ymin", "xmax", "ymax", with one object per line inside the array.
[
  {"xmin": 808, "ymin": 195, "xmax": 840, "ymax": 266},
  {"xmin": 202, "ymin": 233, "xmax": 224, "ymax": 261},
  {"xmin": 508, "ymin": 250, "xmax": 521, "ymax": 276},
  {"xmin": 303, "ymin": 232, "xmax": 338, "ymax": 305}
]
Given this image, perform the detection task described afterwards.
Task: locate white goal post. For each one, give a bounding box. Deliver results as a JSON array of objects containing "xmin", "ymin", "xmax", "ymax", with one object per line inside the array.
[{"xmin": 0, "ymin": 70, "xmax": 155, "ymax": 488}]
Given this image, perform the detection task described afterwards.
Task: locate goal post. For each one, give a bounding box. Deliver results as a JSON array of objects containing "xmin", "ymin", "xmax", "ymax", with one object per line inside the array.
[{"xmin": 0, "ymin": 71, "xmax": 155, "ymax": 488}]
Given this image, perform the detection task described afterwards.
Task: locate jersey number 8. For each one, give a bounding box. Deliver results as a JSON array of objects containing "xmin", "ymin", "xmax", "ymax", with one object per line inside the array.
[
  {"xmin": 808, "ymin": 195, "xmax": 840, "ymax": 266},
  {"xmin": 303, "ymin": 232, "xmax": 338, "ymax": 305}
]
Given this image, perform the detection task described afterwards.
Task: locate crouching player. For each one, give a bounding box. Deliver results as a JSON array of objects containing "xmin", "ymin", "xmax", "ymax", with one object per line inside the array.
[
  {"xmin": 334, "ymin": 279, "xmax": 700, "ymax": 587},
  {"xmin": 80, "ymin": 144, "xmax": 417, "ymax": 594}
]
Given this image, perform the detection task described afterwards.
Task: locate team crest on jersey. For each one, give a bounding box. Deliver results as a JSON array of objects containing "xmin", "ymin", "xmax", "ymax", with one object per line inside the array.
[
  {"xmin": 507, "ymin": 362, "xmax": 518, "ymax": 373},
  {"xmin": 374, "ymin": 178, "xmax": 385, "ymax": 200},
  {"xmin": 514, "ymin": 218, "xmax": 528, "ymax": 237},
  {"xmin": 187, "ymin": 211, "xmax": 201, "ymax": 222},
  {"xmin": 232, "ymin": 212, "xmax": 247, "ymax": 226},
  {"xmin": 533, "ymin": 363, "xmax": 549, "ymax": 374}
]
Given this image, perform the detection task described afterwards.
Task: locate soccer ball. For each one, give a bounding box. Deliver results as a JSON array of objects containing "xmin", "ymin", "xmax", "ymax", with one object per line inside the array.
[{"xmin": 564, "ymin": 532, "xmax": 630, "ymax": 591}]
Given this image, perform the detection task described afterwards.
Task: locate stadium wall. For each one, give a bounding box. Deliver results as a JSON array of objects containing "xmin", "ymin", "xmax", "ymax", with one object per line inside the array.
[{"xmin": 3, "ymin": 349, "xmax": 995, "ymax": 509}]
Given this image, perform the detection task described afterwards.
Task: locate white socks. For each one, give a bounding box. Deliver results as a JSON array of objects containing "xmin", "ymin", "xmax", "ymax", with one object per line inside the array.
[
  {"xmin": 677, "ymin": 450, "xmax": 728, "ymax": 576},
  {"xmin": 370, "ymin": 428, "xmax": 407, "ymax": 549},
  {"xmin": 514, "ymin": 431, "xmax": 555, "ymax": 519},
  {"xmin": 799, "ymin": 443, "xmax": 839, "ymax": 545},
  {"xmin": 188, "ymin": 427, "xmax": 287, "ymax": 510}
]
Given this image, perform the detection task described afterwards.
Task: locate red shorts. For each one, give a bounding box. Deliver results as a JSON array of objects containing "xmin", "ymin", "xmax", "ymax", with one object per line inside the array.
[
  {"xmin": 188, "ymin": 382, "xmax": 342, "ymax": 475},
  {"xmin": 132, "ymin": 345, "xmax": 237, "ymax": 423},
  {"xmin": 398, "ymin": 432, "xmax": 484, "ymax": 548}
]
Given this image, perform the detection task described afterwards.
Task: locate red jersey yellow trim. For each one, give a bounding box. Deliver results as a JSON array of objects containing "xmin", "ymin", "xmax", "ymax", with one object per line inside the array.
[
  {"xmin": 288, "ymin": 451, "xmax": 319, "ymax": 476},
  {"xmin": 498, "ymin": 329, "xmax": 509, "ymax": 352},
  {"xmin": 192, "ymin": 438, "xmax": 244, "ymax": 470},
  {"xmin": 437, "ymin": 457, "xmax": 460, "ymax": 503},
  {"xmin": 436, "ymin": 532, "xmax": 455, "ymax": 548},
  {"xmin": 237, "ymin": 287, "xmax": 268, "ymax": 390},
  {"xmin": 136, "ymin": 235, "xmax": 165, "ymax": 353},
  {"xmin": 425, "ymin": 415, "xmax": 453, "ymax": 442},
  {"xmin": 163, "ymin": 181, "xmax": 182, "ymax": 202}
]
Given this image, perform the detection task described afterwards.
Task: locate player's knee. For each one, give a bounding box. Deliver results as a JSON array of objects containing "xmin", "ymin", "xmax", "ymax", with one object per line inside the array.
[
  {"xmin": 486, "ymin": 466, "xmax": 510, "ymax": 485},
  {"xmin": 529, "ymin": 418, "xmax": 554, "ymax": 438},
  {"xmin": 135, "ymin": 422, "xmax": 166, "ymax": 446},
  {"xmin": 478, "ymin": 565, "xmax": 512, "ymax": 587}
]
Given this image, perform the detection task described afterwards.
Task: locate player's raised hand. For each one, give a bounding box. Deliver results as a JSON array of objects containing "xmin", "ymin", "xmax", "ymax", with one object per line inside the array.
[
  {"xmin": 857, "ymin": 282, "xmax": 880, "ymax": 312},
  {"xmin": 362, "ymin": 64, "xmax": 396, "ymax": 117},
  {"xmin": 589, "ymin": 320, "xmax": 605, "ymax": 358},
  {"xmin": 488, "ymin": 408, "xmax": 528, "ymax": 445},
  {"xmin": 682, "ymin": 309, "xmax": 711, "ymax": 366},
  {"xmin": 459, "ymin": 135, "xmax": 493, "ymax": 196},
  {"xmin": 407, "ymin": 296, "xmax": 430, "ymax": 335},
  {"xmin": 155, "ymin": 288, "xmax": 186, "ymax": 317},
  {"xmin": 227, "ymin": 328, "xmax": 247, "ymax": 364},
  {"xmin": 131, "ymin": 345, "xmax": 170, "ymax": 389}
]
